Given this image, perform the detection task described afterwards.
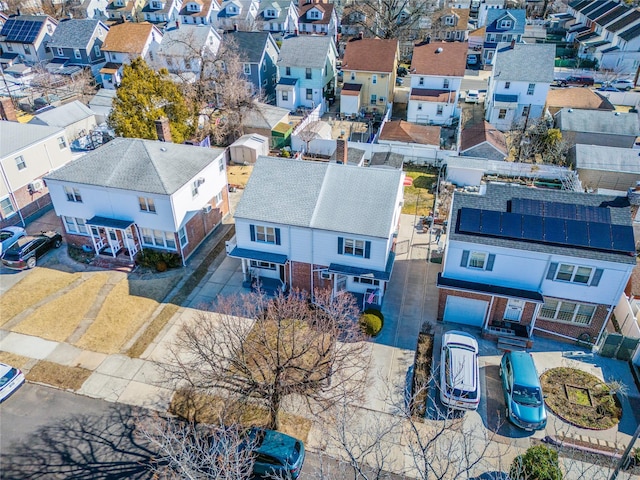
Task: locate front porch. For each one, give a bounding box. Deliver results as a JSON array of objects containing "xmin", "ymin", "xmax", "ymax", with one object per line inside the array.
[{"xmin": 85, "ymin": 216, "xmax": 140, "ymax": 264}]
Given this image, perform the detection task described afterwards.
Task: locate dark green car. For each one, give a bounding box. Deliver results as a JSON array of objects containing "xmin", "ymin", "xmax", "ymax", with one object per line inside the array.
[
  {"xmin": 500, "ymin": 351, "xmax": 547, "ymax": 431},
  {"xmin": 247, "ymin": 428, "xmax": 305, "ymax": 479}
]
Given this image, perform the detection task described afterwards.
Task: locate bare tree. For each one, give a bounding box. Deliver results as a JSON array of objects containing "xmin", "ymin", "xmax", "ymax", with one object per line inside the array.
[
  {"xmin": 296, "ymin": 120, "xmax": 324, "ymax": 155},
  {"xmin": 347, "ymin": 0, "xmax": 435, "ymax": 40},
  {"xmin": 507, "ymin": 117, "xmax": 572, "ymax": 165},
  {"xmin": 162, "ymin": 289, "xmax": 370, "ymax": 431}
]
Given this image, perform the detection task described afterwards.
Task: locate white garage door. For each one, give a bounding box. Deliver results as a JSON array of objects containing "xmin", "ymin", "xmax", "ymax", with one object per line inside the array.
[{"xmin": 443, "ymin": 296, "xmax": 488, "ymax": 327}]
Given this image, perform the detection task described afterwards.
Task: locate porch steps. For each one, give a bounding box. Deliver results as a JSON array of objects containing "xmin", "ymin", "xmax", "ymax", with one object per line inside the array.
[{"xmin": 497, "ymin": 335, "xmax": 529, "ymax": 351}]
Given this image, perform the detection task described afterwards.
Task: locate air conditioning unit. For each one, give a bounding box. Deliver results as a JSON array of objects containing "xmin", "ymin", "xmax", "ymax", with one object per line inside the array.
[
  {"xmin": 28, "ymin": 179, "xmax": 44, "ymax": 193},
  {"xmin": 197, "ymin": 177, "xmax": 206, "ymax": 186},
  {"xmin": 320, "ymin": 270, "xmax": 332, "ymax": 280},
  {"xmin": 203, "ymin": 203, "xmax": 213, "ymax": 213}
]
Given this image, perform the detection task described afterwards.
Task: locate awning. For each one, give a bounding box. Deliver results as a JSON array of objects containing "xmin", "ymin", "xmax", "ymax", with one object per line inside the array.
[
  {"xmin": 86, "ymin": 216, "xmax": 134, "ymax": 230},
  {"xmin": 436, "ymin": 273, "xmax": 544, "ymax": 302},
  {"xmin": 228, "ymin": 246, "xmax": 288, "ymax": 264},
  {"xmin": 100, "ymin": 63, "xmax": 121, "ymax": 74},
  {"xmin": 493, "ymin": 93, "xmax": 518, "ymax": 108},
  {"xmin": 329, "ymin": 251, "xmax": 395, "ymax": 282}
]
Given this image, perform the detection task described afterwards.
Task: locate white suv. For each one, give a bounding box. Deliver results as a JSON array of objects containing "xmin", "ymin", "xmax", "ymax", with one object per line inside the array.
[
  {"xmin": 440, "ymin": 331, "xmax": 480, "ymax": 411},
  {"xmin": 606, "ymin": 79, "xmax": 635, "ymax": 91}
]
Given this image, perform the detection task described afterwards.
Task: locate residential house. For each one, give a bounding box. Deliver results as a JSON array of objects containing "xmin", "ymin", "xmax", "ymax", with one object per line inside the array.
[
  {"xmin": 0, "ymin": 121, "xmax": 72, "ymax": 228},
  {"xmin": 476, "ymin": 0, "xmax": 506, "ymax": 27},
  {"xmin": 545, "ymin": 88, "xmax": 614, "ymax": 116},
  {"xmin": 431, "ymin": 8, "xmax": 471, "ymax": 42},
  {"xmin": 376, "ymin": 121, "xmax": 442, "ymax": 161},
  {"xmin": 565, "ymin": 0, "xmax": 625, "ymax": 42},
  {"xmin": 99, "ymin": 22, "xmax": 163, "ymax": 89},
  {"xmin": 74, "ymin": 0, "xmax": 109, "ymax": 19},
  {"xmin": 156, "ymin": 24, "xmax": 221, "ymax": 80},
  {"xmin": 340, "ymin": 38, "xmax": 398, "ymax": 116},
  {"xmin": 44, "ymin": 137, "xmax": 229, "ymax": 263},
  {"xmin": 482, "ymin": 9, "xmax": 525, "ymax": 64},
  {"xmin": 339, "ymin": 4, "xmax": 373, "ymax": 36},
  {"xmin": 227, "ymin": 156, "xmax": 404, "ymax": 307},
  {"xmin": 0, "ymin": 15, "xmax": 57, "ymax": 65},
  {"xmin": 256, "ymin": 0, "xmax": 298, "ymax": 35},
  {"xmin": 47, "ymin": 19, "xmax": 109, "ymax": 79},
  {"xmin": 179, "ymin": 0, "xmax": 220, "ymax": 25},
  {"xmin": 243, "ymin": 102, "xmax": 291, "ymax": 148},
  {"xmin": 89, "ymin": 88, "xmax": 117, "ymax": 123},
  {"xmin": 554, "ymin": 108, "xmax": 639, "ymax": 148},
  {"xmin": 225, "ymin": 31, "xmax": 279, "ymax": 101},
  {"xmin": 297, "ymin": 0, "xmax": 337, "ymax": 40},
  {"xmin": 29, "ymin": 100, "xmax": 98, "ymax": 142},
  {"xmin": 217, "ymin": 0, "xmax": 260, "ymax": 31},
  {"xmin": 407, "ymin": 41, "xmax": 467, "ymax": 126},
  {"xmin": 276, "ymin": 35, "xmax": 338, "ymax": 114},
  {"xmin": 437, "ymin": 182, "xmax": 637, "ymax": 345},
  {"xmin": 485, "ymin": 43, "xmax": 555, "ymax": 131},
  {"xmin": 570, "ymin": 144, "xmax": 640, "ymax": 192},
  {"xmin": 105, "ymin": 0, "xmax": 145, "ymax": 21},
  {"xmin": 141, "ymin": 0, "xmax": 183, "ymax": 23},
  {"xmin": 459, "ymin": 118, "xmax": 507, "ymax": 160}
]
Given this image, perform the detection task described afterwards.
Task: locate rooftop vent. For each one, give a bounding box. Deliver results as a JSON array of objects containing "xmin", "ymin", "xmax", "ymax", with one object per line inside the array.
[{"xmin": 435, "ymin": 47, "xmax": 443, "ymax": 53}]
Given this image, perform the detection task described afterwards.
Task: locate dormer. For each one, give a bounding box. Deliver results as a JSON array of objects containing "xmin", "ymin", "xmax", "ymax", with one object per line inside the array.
[
  {"xmin": 150, "ymin": 0, "xmax": 165, "ymax": 10},
  {"xmin": 496, "ymin": 13, "xmax": 516, "ymax": 30},
  {"xmin": 185, "ymin": 1, "xmax": 202, "ymax": 12},
  {"xmin": 227, "ymin": 0, "xmax": 242, "ymax": 14},
  {"xmin": 114, "ymin": 0, "xmax": 126, "ymax": 7},
  {"xmin": 442, "ymin": 14, "xmax": 458, "ymax": 26},
  {"xmin": 306, "ymin": 5, "xmax": 324, "ymax": 20},
  {"xmin": 265, "ymin": 4, "xmax": 281, "ymax": 18}
]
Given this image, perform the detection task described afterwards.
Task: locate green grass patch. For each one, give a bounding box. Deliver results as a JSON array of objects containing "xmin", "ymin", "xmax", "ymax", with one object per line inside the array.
[{"xmin": 403, "ymin": 166, "xmax": 437, "ymax": 217}]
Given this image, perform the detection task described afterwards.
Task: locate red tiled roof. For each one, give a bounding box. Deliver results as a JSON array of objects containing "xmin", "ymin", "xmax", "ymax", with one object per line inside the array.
[
  {"xmin": 410, "ymin": 88, "xmax": 456, "ymax": 102},
  {"xmin": 410, "ymin": 41, "xmax": 468, "ymax": 77},
  {"xmin": 379, "ymin": 120, "xmax": 441, "ymax": 145},
  {"xmin": 460, "ymin": 119, "xmax": 507, "ymax": 155},
  {"xmin": 342, "ymin": 38, "xmax": 398, "ymax": 73}
]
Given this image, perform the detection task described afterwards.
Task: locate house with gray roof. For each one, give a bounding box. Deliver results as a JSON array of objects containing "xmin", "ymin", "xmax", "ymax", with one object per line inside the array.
[
  {"xmin": 256, "ymin": 0, "xmax": 298, "ymax": 35},
  {"xmin": 437, "ymin": 182, "xmax": 636, "ymax": 346},
  {"xmin": 44, "ymin": 137, "xmax": 229, "ymax": 264},
  {"xmin": 481, "ymin": 9, "xmax": 526, "ymax": 65},
  {"xmin": 0, "ymin": 15, "xmax": 58, "ymax": 66},
  {"xmin": 227, "ymin": 155, "xmax": 404, "ymax": 306},
  {"xmin": 484, "ymin": 42, "xmax": 555, "ymax": 131},
  {"xmin": 217, "ymin": 0, "xmax": 260, "ymax": 31},
  {"xmin": 47, "ymin": 19, "xmax": 109, "ymax": 79},
  {"xmin": 0, "ymin": 121, "xmax": 72, "ymax": 229},
  {"xmin": 243, "ymin": 101, "xmax": 291, "ymax": 147},
  {"xmin": 570, "ymin": 143, "xmax": 640, "ymax": 192},
  {"xmin": 141, "ymin": 0, "xmax": 183, "ymax": 24},
  {"xmin": 179, "ymin": 0, "xmax": 219, "ymax": 26},
  {"xmin": 156, "ymin": 24, "xmax": 221, "ymax": 79},
  {"xmin": 29, "ymin": 100, "xmax": 98, "ymax": 141},
  {"xmin": 554, "ymin": 108, "xmax": 639, "ymax": 148},
  {"xmin": 275, "ymin": 35, "xmax": 338, "ymax": 114}
]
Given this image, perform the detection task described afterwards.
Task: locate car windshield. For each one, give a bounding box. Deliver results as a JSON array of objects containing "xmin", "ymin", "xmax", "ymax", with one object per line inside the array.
[
  {"xmin": 512, "ymin": 385, "xmax": 542, "ymax": 406},
  {"xmin": 0, "ymin": 368, "xmax": 17, "ymax": 387}
]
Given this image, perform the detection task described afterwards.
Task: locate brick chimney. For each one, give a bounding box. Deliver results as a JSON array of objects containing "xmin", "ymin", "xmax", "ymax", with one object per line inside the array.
[
  {"xmin": 510, "ymin": 39, "xmax": 516, "ymax": 49},
  {"xmin": 0, "ymin": 98, "xmax": 17, "ymax": 122},
  {"xmin": 155, "ymin": 117, "xmax": 172, "ymax": 142},
  {"xmin": 335, "ymin": 139, "xmax": 348, "ymax": 164}
]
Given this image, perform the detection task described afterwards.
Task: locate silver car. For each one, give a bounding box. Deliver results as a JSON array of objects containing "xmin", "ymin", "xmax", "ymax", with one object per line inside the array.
[{"xmin": 0, "ymin": 226, "xmax": 26, "ymax": 257}]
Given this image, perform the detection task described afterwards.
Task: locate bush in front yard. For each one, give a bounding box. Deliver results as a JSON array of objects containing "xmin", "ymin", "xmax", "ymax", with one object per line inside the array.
[
  {"xmin": 510, "ymin": 445, "xmax": 562, "ymax": 480},
  {"xmin": 363, "ymin": 308, "xmax": 384, "ymax": 322},
  {"xmin": 136, "ymin": 249, "xmax": 182, "ymax": 271},
  {"xmin": 360, "ymin": 313, "xmax": 383, "ymax": 336}
]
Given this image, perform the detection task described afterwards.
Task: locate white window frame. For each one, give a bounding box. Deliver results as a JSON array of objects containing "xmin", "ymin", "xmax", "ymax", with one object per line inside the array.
[
  {"xmin": 500, "ymin": 19, "xmax": 512, "ymax": 28},
  {"xmin": 417, "ymin": 103, "xmax": 423, "ymax": 110},
  {"xmin": 191, "ymin": 180, "xmax": 199, "ymax": 198},
  {"xmin": 255, "ymin": 225, "xmax": 276, "ymax": 243},
  {"xmin": 539, "ymin": 299, "xmax": 596, "ymax": 325},
  {"xmin": 443, "ymin": 78, "xmax": 450, "ymax": 89},
  {"xmin": 306, "ymin": 88, "xmax": 313, "ymax": 100},
  {"xmin": 282, "ymin": 91, "xmax": 288, "ymax": 101},
  {"xmin": 215, "ymin": 189, "xmax": 224, "ymax": 206},
  {"xmin": 436, "ymin": 105, "xmax": 444, "ymax": 116},
  {"xmin": 94, "ymin": 45, "xmax": 102, "ymax": 57},
  {"xmin": 350, "ymin": 72, "xmax": 355, "ymax": 81},
  {"xmin": 306, "ymin": 67, "xmax": 312, "ymax": 79},
  {"xmin": 0, "ymin": 196, "xmax": 16, "ymax": 218},
  {"xmin": 522, "ymin": 105, "xmax": 530, "ymax": 117},
  {"xmin": 527, "ymin": 83, "xmax": 535, "ymax": 95},
  {"xmin": 139, "ymin": 196, "xmax": 156, "ymax": 213},
  {"xmin": 498, "ymin": 108, "xmax": 507, "ymax": 119},
  {"xmin": 140, "ymin": 228, "xmax": 177, "ymax": 250},
  {"xmin": 504, "ymin": 81, "xmax": 510, "ymax": 89},
  {"xmin": 63, "ymin": 216, "xmax": 88, "ymax": 235},
  {"xmin": 467, "ymin": 251, "xmax": 487, "ymax": 269},
  {"xmin": 250, "ymin": 260, "xmax": 277, "ymax": 270},
  {"xmin": 353, "ymin": 276, "xmax": 380, "ymax": 286},
  {"xmin": 56, "ymin": 47, "xmax": 64, "ymax": 56},
  {"xmin": 74, "ymin": 48, "xmax": 81, "ymax": 59},
  {"xmin": 23, "ymin": 44, "xmax": 31, "ymax": 55},
  {"xmin": 179, "ymin": 226, "xmax": 188, "ymax": 248},
  {"xmin": 15, "ymin": 155, "xmax": 26, "ymax": 170},
  {"xmin": 555, "ymin": 263, "xmax": 593, "ymax": 284},
  {"xmin": 243, "ymin": 63, "xmax": 251, "ymax": 75},
  {"xmin": 343, "ymin": 238, "xmax": 365, "ymax": 257},
  {"xmin": 419, "ymin": 77, "xmax": 424, "ymax": 86},
  {"xmin": 372, "ymin": 74, "xmax": 377, "ymax": 84},
  {"xmin": 64, "ymin": 186, "xmax": 82, "ymax": 202},
  {"xmin": 58, "ymin": 136, "xmax": 67, "ymax": 149},
  {"xmin": 370, "ymin": 94, "xmax": 377, "ymax": 105}
]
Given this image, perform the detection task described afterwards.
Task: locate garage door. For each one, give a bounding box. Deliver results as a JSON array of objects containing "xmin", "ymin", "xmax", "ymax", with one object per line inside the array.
[{"xmin": 443, "ymin": 296, "xmax": 488, "ymax": 327}]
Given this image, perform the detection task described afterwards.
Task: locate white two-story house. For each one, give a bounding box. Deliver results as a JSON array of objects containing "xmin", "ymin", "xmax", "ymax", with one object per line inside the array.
[
  {"xmin": 257, "ymin": 0, "xmax": 298, "ymax": 35},
  {"xmin": 179, "ymin": 0, "xmax": 220, "ymax": 25},
  {"xmin": 227, "ymin": 156, "xmax": 404, "ymax": 308},
  {"xmin": 407, "ymin": 41, "xmax": 467, "ymax": 126},
  {"xmin": 276, "ymin": 35, "xmax": 338, "ymax": 114},
  {"xmin": 0, "ymin": 15, "xmax": 57, "ymax": 65},
  {"xmin": 297, "ymin": 0, "xmax": 337, "ymax": 41},
  {"xmin": 141, "ymin": 0, "xmax": 183, "ymax": 23},
  {"xmin": 217, "ymin": 0, "xmax": 260, "ymax": 31},
  {"xmin": 156, "ymin": 24, "xmax": 221, "ymax": 80},
  {"xmin": 44, "ymin": 137, "xmax": 229, "ymax": 265},
  {"xmin": 485, "ymin": 42, "xmax": 555, "ymax": 131},
  {"xmin": 437, "ymin": 182, "xmax": 637, "ymax": 345}
]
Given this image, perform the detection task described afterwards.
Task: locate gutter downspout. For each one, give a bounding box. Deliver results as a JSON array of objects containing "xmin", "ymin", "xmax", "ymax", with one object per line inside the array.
[
  {"xmin": 0, "ymin": 160, "xmax": 26, "ymax": 227},
  {"xmin": 595, "ymin": 270, "xmax": 631, "ymax": 346}
]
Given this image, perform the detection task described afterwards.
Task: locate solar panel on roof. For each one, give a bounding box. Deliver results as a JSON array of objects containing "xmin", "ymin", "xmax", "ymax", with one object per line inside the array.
[
  {"xmin": 566, "ymin": 219, "xmax": 589, "ymax": 247},
  {"xmin": 0, "ymin": 19, "xmax": 42, "ymax": 43},
  {"xmin": 480, "ymin": 210, "xmax": 502, "ymax": 235},
  {"xmin": 522, "ymin": 214, "xmax": 543, "ymax": 241},
  {"xmin": 510, "ymin": 198, "xmax": 611, "ymax": 223},
  {"xmin": 459, "ymin": 208, "xmax": 481, "ymax": 233},
  {"xmin": 501, "ymin": 212, "xmax": 523, "ymax": 239},
  {"xmin": 544, "ymin": 217, "xmax": 567, "ymax": 244},
  {"xmin": 588, "ymin": 222, "xmax": 612, "ymax": 249},
  {"xmin": 611, "ymin": 225, "xmax": 635, "ymax": 253},
  {"xmin": 511, "ymin": 198, "xmax": 544, "ymax": 216}
]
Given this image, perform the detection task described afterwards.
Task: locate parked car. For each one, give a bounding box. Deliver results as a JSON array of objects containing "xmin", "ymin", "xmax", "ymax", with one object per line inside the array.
[
  {"xmin": 465, "ymin": 90, "xmax": 479, "ymax": 103},
  {"xmin": 604, "ymin": 79, "xmax": 634, "ymax": 90},
  {"xmin": 500, "ymin": 351, "xmax": 547, "ymax": 431},
  {"xmin": 0, "ymin": 226, "xmax": 26, "ymax": 256},
  {"xmin": 396, "ymin": 66, "xmax": 408, "ymax": 77},
  {"xmin": 556, "ymin": 75, "xmax": 594, "ymax": 87},
  {"xmin": 396, "ymin": 77, "xmax": 404, "ymax": 86},
  {"xmin": 598, "ymin": 86, "xmax": 621, "ymax": 92},
  {"xmin": 0, "ymin": 362, "xmax": 25, "ymax": 402},
  {"xmin": 1, "ymin": 231, "xmax": 62, "ymax": 270},
  {"xmin": 246, "ymin": 428, "xmax": 305, "ymax": 479},
  {"xmin": 440, "ymin": 331, "xmax": 480, "ymax": 411}
]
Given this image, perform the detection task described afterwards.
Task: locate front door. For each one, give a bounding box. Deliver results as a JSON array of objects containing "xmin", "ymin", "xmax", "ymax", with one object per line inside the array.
[
  {"xmin": 504, "ymin": 298, "xmax": 525, "ymax": 322},
  {"xmin": 335, "ymin": 274, "xmax": 347, "ymax": 293}
]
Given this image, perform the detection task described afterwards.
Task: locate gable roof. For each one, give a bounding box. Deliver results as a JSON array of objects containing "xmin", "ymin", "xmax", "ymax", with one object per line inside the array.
[
  {"xmin": 594, "ymin": 3, "xmax": 628, "ymax": 25},
  {"xmin": 48, "ymin": 19, "xmax": 106, "ymax": 50},
  {"xmin": 158, "ymin": 24, "xmax": 217, "ymax": 56},
  {"xmin": 225, "ymin": 31, "xmax": 274, "ymax": 64},
  {"xmin": 459, "ymin": 119, "xmax": 507, "ymax": 155},
  {"xmin": 45, "ymin": 137, "xmax": 226, "ymax": 195},
  {"xmin": 29, "ymin": 101, "xmax": 96, "ymax": 128},
  {"xmin": 410, "ymin": 41, "xmax": 468, "ymax": 77},
  {"xmin": 492, "ymin": 43, "xmax": 555, "ymax": 83},
  {"xmin": 298, "ymin": 0, "xmax": 334, "ymax": 24},
  {"xmin": 141, "ymin": 0, "xmax": 179, "ymax": 14},
  {"xmin": 486, "ymin": 9, "xmax": 526, "ymax": 33},
  {"xmin": 180, "ymin": 0, "xmax": 215, "ymax": 16},
  {"xmin": 0, "ymin": 15, "xmax": 55, "ymax": 44},
  {"xmin": 101, "ymin": 22, "xmax": 160, "ymax": 54},
  {"xmin": 545, "ymin": 88, "xmax": 614, "ymax": 115},
  {"xmin": 437, "ymin": 8, "xmax": 470, "ymax": 29},
  {"xmin": 234, "ymin": 156, "xmax": 402, "ymax": 238},
  {"xmin": 619, "ymin": 22, "xmax": 640, "ymax": 41},
  {"xmin": 573, "ymin": 144, "xmax": 640, "ymax": 174},
  {"xmin": 0, "ymin": 121, "xmax": 65, "ymax": 159},
  {"xmin": 243, "ymin": 102, "xmax": 289, "ymax": 129},
  {"xmin": 585, "ymin": 0, "xmax": 618, "ymax": 20},
  {"xmin": 569, "ymin": 0, "xmax": 591, "ymax": 11},
  {"xmin": 379, "ymin": 120, "xmax": 441, "ymax": 145},
  {"xmin": 342, "ymin": 38, "xmax": 398, "ymax": 73},
  {"xmin": 607, "ymin": 8, "xmax": 640, "ymax": 32},
  {"xmin": 555, "ymin": 108, "xmax": 639, "ymax": 136},
  {"xmin": 277, "ymin": 36, "xmax": 335, "ymax": 69},
  {"xmin": 581, "ymin": 0, "xmax": 607, "ymax": 16}
]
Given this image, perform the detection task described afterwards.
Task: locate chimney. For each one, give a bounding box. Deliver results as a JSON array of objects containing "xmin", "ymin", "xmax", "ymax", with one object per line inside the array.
[
  {"xmin": 294, "ymin": 28, "xmax": 298, "ymax": 36},
  {"xmin": 335, "ymin": 139, "xmax": 348, "ymax": 165},
  {"xmin": 0, "ymin": 98, "xmax": 17, "ymax": 122},
  {"xmin": 358, "ymin": 31, "xmax": 364, "ymax": 40},
  {"xmin": 233, "ymin": 23, "xmax": 238, "ymax": 31},
  {"xmin": 510, "ymin": 39, "xmax": 515, "ymax": 49},
  {"xmin": 155, "ymin": 117, "xmax": 172, "ymax": 143},
  {"xmin": 426, "ymin": 35, "xmax": 431, "ymax": 44},
  {"xmin": 175, "ymin": 19, "xmax": 179, "ymax": 29}
]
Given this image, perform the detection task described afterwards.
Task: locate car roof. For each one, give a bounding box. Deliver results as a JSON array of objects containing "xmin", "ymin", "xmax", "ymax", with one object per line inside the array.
[
  {"xmin": 1, "ymin": 226, "xmax": 25, "ymax": 234},
  {"xmin": 11, "ymin": 236, "xmax": 40, "ymax": 248},
  {"xmin": 443, "ymin": 330, "xmax": 478, "ymax": 351},
  {"xmin": 0, "ymin": 363, "xmax": 14, "ymax": 376},
  {"xmin": 254, "ymin": 429, "xmax": 299, "ymax": 460},
  {"xmin": 507, "ymin": 351, "xmax": 540, "ymax": 386}
]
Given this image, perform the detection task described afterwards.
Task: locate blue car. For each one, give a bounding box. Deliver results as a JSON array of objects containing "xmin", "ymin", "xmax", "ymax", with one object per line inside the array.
[
  {"xmin": 500, "ymin": 351, "xmax": 547, "ymax": 431},
  {"xmin": 247, "ymin": 428, "xmax": 305, "ymax": 479}
]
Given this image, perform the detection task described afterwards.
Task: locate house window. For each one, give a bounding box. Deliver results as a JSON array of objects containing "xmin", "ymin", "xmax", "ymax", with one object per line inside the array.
[
  {"xmin": 191, "ymin": 180, "xmax": 199, "ymax": 197},
  {"xmin": 63, "ymin": 216, "xmax": 88, "ymax": 235},
  {"xmin": 14, "ymin": 155, "xmax": 26, "ymax": 170},
  {"xmin": 58, "ymin": 136, "xmax": 67, "ymax": 149},
  {"xmin": 56, "ymin": 47, "xmax": 64, "ymax": 56},
  {"xmin": 498, "ymin": 109, "xmax": 507, "ymax": 119},
  {"xmin": 539, "ymin": 299, "xmax": 596, "ymax": 325},
  {"xmin": 500, "ymin": 19, "xmax": 512, "ymax": 28},
  {"xmin": 419, "ymin": 77, "xmax": 424, "ymax": 86},
  {"xmin": 461, "ymin": 250, "xmax": 495, "ymax": 270},
  {"xmin": 251, "ymin": 225, "xmax": 279, "ymax": 244},
  {"xmin": 554, "ymin": 263, "xmax": 594, "ymax": 284},
  {"xmin": 370, "ymin": 94, "xmax": 377, "ymax": 105},
  {"xmin": 262, "ymin": 63, "xmax": 266, "ymax": 72},
  {"xmin": 522, "ymin": 105, "xmax": 530, "ymax": 117},
  {"xmin": 282, "ymin": 91, "xmax": 288, "ymax": 101},
  {"xmin": 139, "ymin": 196, "xmax": 156, "ymax": 213},
  {"xmin": 244, "ymin": 63, "xmax": 251, "ymax": 75},
  {"xmin": 338, "ymin": 237, "xmax": 370, "ymax": 258},
  {"xmin": 306, "ymin": 68, "xmax": 312, "ymax": 79},
  {"xmin": 64, "ymin": 186, "xmax": 82, "ymax": 202},
  {"xmin": 372, "ymin": 74, "xmax": 377, "ymax": 84},
  {"xmin": 185, "ymin": 58, "xmax": 192, "ymax": 69},
  {"xmin": 436, "ymin": 105, "xmax": 444, "ymax": 115},
  {"xmin": 286, "ymin": 66, "xmax": 291, "ymax": 76},
  {"xmin": 74, "ymin": 48, "xmax": 81, "ymax": 59},
  {"xmin": 417, "ymin": 103, "xmax": 423, "ymax": 110},
  {"xmin": 24, "ymin": 45, "xmax": 31, "ymax": 55},
  {"xmin": 219, "ymin": 157, "xmax": 225, "ymax": 172},
  {"xmin": 306, "ymin": 88, "xmax": 313, "ymax": 100},
  {"xmin": 94, "ymin": 45, "xmax": 102, "ymax": 57},
  {"xmin": 443, "ymin": 78, "xmax": 449, "ymax": 89},
  {"xmin": 350, "ymin": 72, "xmax": 355, "ymax": 81},
  {"xmin": 6, "ymin": 44, "xmax": 12, "ymax": 52},
  {"xmin": 353, "ymin": 276, "xmax": 380, "ymax": 285},
  {"xmin": 504, "ymin": 81, "xmax": 510, "ymax": 89},
  {"xmin": 0, "ymin": 196, "xmax": 16, "ymax": 218},
  {"xmin": 179, "ymin": 227, "xmax": 188, "ymax": 247},
  {"xmin": 527, "ymin": 83, "xmax": 535, "ymax": 95},
  {"xmin": 250, "ymin": 260, "xmax": 277, "ymax": 270},
  {"xmin": 140, "ymin": 228, "xmax": 177, "ymax": 250},
  {"xmin": 444, "ymin": 16, "xmax": 455, "ymax": 25},
  {"xmin": 47, "ymin": 24, "xmax": 53, "ymax": 34},
  {"xmin": 215, "ymin": 188, "xmax": 224, "ymax": 205}
]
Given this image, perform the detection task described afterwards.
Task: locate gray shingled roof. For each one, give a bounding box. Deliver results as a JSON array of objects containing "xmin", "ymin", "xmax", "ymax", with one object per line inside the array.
[
  {"xmin": 449, "ymin": 182, "xmax": 636, "ymax": 264},
  {"xmin": 225, "ymin": 31, "xmax": 274, "ymax": 64},
  {"xmin": 234, "ymin": 156, "xmax": 402, "ymax": 238},
  {"xmin": 574, "ymin": 144, "xmax": 640, "ymax": 173},
  {"xmin": 29, "ymin": 101, "xmax": 96, "ymax": 129},
  {"xmin": 555, "ymin": 108, "xmax": 639, "ymax": 136},
  {"xmin": 158, "ymin": 24, "xmax": 216, "ymax": 57},
  {"xmin": 45, "ymin": 137, "xmax": 226, "ymax": 195},
  {"xmin": 0, "ymin": 121, "xmax": 64, "ymax": 159},
  {"xmin": 243, "ymin": 102, "xmax": 289, "ymax": 129},
  {"xmin": 492, "ymin": 43, "xmax": 555, "ymax": 83},
  {"xmin": 48, "ymin": 19, "xmax": 105, "ymax": 49},
  {"xmin": 277, "ymin": 36, "xmax": 334, "ymax": 69}
]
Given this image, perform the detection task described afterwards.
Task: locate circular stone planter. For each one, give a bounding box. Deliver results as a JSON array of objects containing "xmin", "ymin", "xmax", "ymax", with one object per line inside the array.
[{"xmin": 540, "ymin": 367, "xmax": 622, "ymax": 430}]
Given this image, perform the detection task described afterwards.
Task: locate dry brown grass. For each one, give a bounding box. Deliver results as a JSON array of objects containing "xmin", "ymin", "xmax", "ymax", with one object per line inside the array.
[
  {"xmin": 12, "ymin": 273, "xmax": 109, "ymax": 341},
  {"xmin": 227, "ymin": 165, "xmax": 254, "ymax": 187},
  {"xmin": 127, "ymin": 303, "xmax": 179, "ymax": 358},
  {"xmin": 26, "ymin": 360, "xmax": 92, "ymax": 391},
  {"xmin": 403, "ymin": 167, "xmax": 436, "ymax": 217},
  {"xmin": 170, "ymin": 389, "xmax": 312, "ymax": 443},
  {"xmin": 75, "ymin": 275, "xmax": 178, "ymax": 354},
  {"xmin": 0, "ymin": 352, "xmax": 32, "ymax": 370},
  {"xmin": 0, "ymin": 269, "xmax": 79, "ymax": 326}
]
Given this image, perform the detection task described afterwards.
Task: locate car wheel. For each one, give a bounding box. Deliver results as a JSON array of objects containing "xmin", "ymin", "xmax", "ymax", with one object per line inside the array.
[
  {"xmin": 54, "ymin": 239, "xmax": 62, "ymax": 248},
  {"xmin": 26, "ymin": 257, "xmax": 36, "ymax": 269}
]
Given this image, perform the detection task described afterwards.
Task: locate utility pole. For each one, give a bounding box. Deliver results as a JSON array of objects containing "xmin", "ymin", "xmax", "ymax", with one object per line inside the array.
[{"xmin": 610, "ymin": 422, "xmax": 640, "ymax": 480}]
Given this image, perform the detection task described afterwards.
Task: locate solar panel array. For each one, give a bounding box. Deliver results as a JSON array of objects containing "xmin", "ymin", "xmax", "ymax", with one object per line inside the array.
[
  {"xmin": 510, "ymin": 198, "xmax": 611, "ymax": 223},
  {"xmin": 458, "ymin": 207, "xmax": 635, "ymax": 255},
  {"xmin": 0, "ymin": 20, "xmax": 43, "ymax": 43}
]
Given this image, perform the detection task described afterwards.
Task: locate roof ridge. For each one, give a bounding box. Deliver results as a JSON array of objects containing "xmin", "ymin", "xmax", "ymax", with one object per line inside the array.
[{"xmin": 142, "ymin": 139, "xmax": 173, "ymax": 194}]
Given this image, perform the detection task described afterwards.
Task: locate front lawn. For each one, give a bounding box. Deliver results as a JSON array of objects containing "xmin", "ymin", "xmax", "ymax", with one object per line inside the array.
[{"xmin": 403, "ymin": 166, "xmax": 437, "ymax": 217}]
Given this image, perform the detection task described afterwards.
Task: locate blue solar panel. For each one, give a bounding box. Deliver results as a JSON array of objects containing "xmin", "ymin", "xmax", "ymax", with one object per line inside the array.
[
  {"xmin": 588, "ymin": 222, "xmax": 612, "ymax": 250},
  {"xmin": 1, "ymin": 19, "xmax": 42, "ymax": 43},
  {"xmin": 511, "ymin": 198, "xmax": 544, "ymax": 216},
  {"xmin": 459, "ymin": 208, "xmax": 481, "ymax": 234},
  {"xmin": 566, "ymin": 219, "xmax": 589, "ymax": 247},
  {"xmin": 480, "ymin": 210, "xmax": 502, "ymax": 235},
  {"xmin": 501, "ymin": 212, "xmax": 523, "ymax": 239},
  {"xmin": 510, "ymin": 198, "xmax": 611, "ymax": 223},
  {"xmin": 611, "ymin": 225, "xmax": 635, "ymax": 253},
  {"xmin": 544, "ymin": 217, "xmax": 567, "ymax": 244},
  {"xmin": 522, "ymin": 214, "xmax": 543, "ymax": 241}
]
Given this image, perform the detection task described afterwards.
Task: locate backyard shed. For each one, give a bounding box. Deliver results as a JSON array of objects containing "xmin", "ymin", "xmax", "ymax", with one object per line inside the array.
[{"xmin": 229, "ymin": 134, "xmax": 269, "ymax": 164}]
